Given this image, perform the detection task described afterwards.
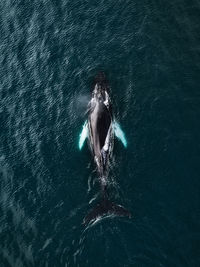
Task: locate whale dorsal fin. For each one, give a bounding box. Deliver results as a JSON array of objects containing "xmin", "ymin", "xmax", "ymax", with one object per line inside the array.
[
  {"xmin": 113, "ymin": 121, "xmax": 127, "ymax": 148},
  {"xmin": 78, "ymin": 121, "xmax": 88, "ymax": 150}
]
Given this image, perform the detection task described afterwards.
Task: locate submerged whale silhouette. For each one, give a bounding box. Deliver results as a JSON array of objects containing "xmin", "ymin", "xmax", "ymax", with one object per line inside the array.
[{"xmin": 79, "ymin": 72, "xmax": 131, "ymax": 224}]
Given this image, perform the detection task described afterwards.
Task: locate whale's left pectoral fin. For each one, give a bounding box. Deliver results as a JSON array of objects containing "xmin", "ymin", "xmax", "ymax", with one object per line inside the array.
[
  {"xmin": 78, "ymin": 121, "xmax": 88, "ymax": 150},
  {"xmin": 113, "ymin": 121, "xmax": 127, "ymax": 148}
]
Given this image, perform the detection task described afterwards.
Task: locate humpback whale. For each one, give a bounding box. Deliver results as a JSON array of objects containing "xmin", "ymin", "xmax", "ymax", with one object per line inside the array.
[{"xmin": 79, "ymin": 72, "xmax": 131, "ymax": 224}]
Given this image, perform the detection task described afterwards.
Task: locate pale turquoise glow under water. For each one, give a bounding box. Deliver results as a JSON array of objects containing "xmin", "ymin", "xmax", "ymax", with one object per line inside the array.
[
  {"xmin": 78, "ymin": 120, "xmax": 127, "ymax": 150},
  {"xmin": 78, "ymin": 121, "xmax": 88, "ymax": 150},
  {"xmin": 113, "ymin": 121, "xmax": 127, "ymax": 148}
]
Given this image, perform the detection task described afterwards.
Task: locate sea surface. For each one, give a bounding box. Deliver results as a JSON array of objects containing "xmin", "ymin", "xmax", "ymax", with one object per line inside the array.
[{"xmin": 0, "ymin": 0, "xmax": 200, "ymax": 266}]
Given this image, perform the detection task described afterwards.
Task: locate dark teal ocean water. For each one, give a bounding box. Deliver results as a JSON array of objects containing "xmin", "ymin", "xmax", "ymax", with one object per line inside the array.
[{"xmin": 0, "ymin": 0, "xmax": 200, "ymax": 266}]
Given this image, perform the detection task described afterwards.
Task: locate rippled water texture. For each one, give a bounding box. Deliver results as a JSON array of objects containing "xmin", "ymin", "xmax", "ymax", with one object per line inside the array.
[{"xmin": 0, "ymin": 0, "xmax": 200, "ymax": 266}]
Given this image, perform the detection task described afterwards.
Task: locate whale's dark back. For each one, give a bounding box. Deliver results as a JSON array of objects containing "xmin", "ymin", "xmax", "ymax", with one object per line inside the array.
[{"xmin": 96, "ymin": 102, "xmax": 111, "ymax": 149}]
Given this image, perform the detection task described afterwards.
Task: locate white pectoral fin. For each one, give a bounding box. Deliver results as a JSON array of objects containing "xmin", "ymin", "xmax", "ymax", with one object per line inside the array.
[
  {"xmin": 78, "ymin": 121, "xmax": 88, "ymax": 150},
  {"xmin": 113, "ymin": 121, "xmax": 127, "ymax": 148}
]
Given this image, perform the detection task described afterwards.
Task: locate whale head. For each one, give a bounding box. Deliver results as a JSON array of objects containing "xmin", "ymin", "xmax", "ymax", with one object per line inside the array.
[{"xmin": 92, "ymin": 72, "xmax": 110, "ymax": 102}]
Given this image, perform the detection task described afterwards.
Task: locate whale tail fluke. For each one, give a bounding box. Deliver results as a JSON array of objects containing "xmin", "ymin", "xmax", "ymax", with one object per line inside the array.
[{"xmin": 83, "ymin": 198, "xmax": 131, "ymax": 225}]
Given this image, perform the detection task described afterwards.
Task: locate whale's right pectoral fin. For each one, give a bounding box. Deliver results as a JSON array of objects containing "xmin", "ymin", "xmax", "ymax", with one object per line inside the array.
[
  {"xmin": 113, "ymin": 121, "xmax": 127, "ymax": 148},
  {"xmin": 78, "ymin": 121, "xmax": 88, "ymax": 150}
]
